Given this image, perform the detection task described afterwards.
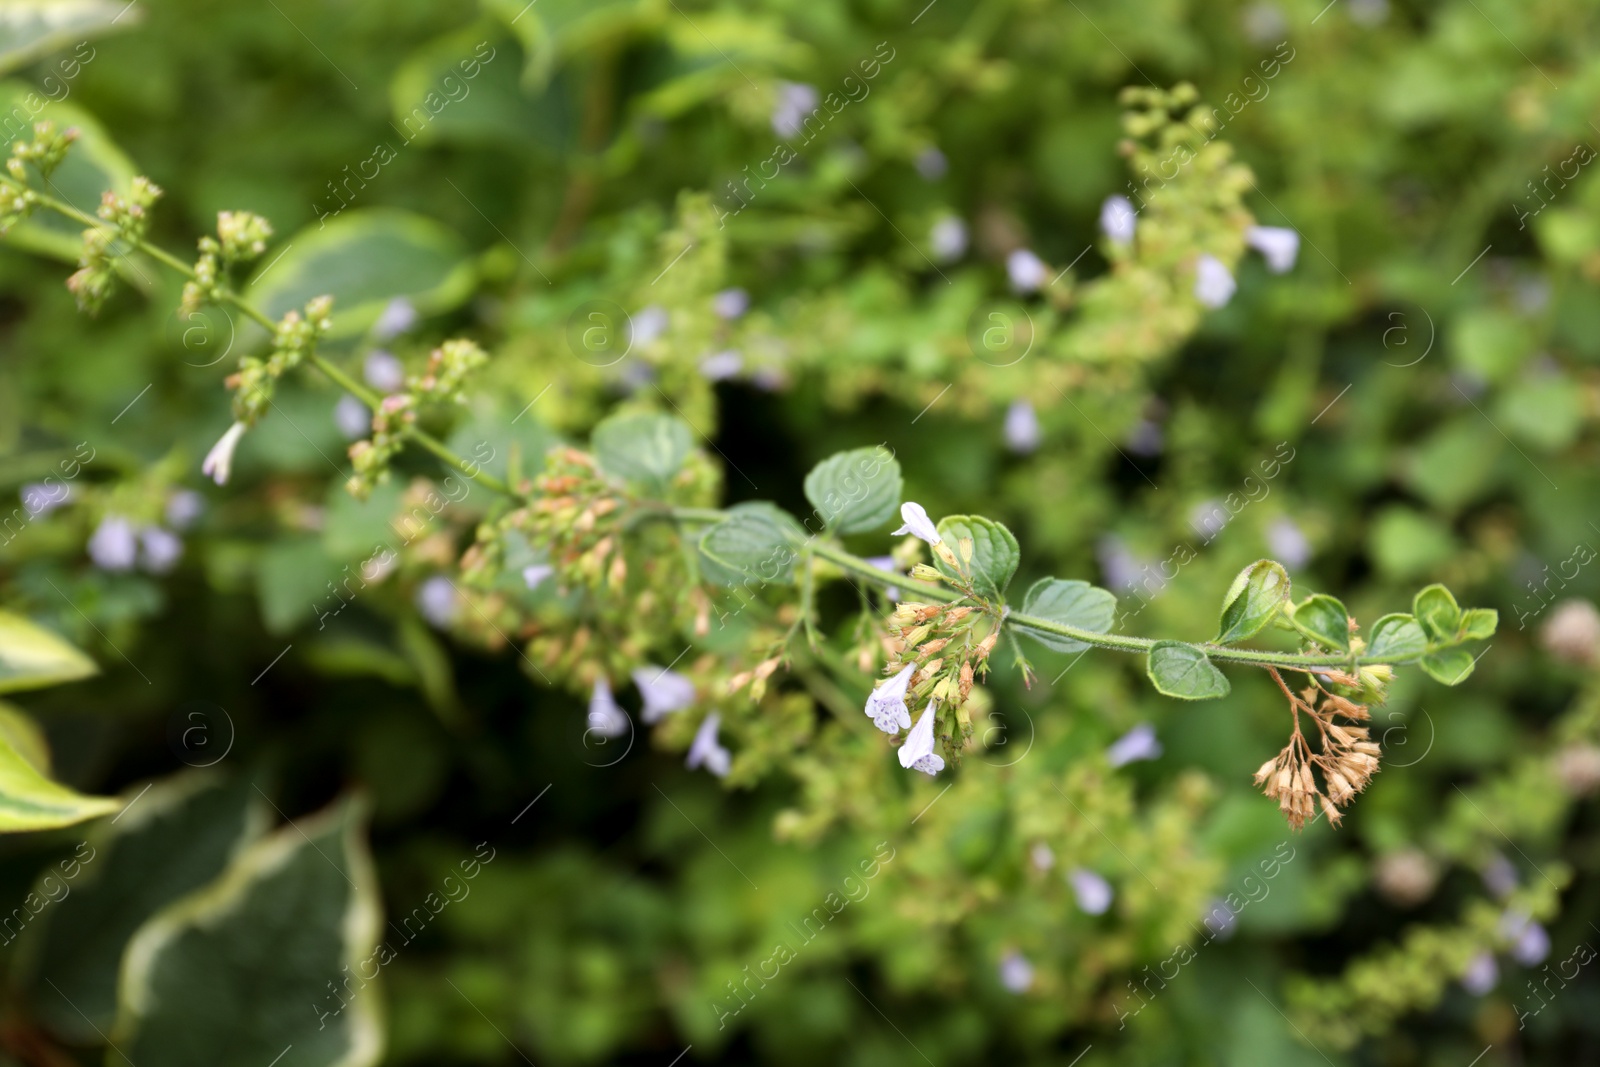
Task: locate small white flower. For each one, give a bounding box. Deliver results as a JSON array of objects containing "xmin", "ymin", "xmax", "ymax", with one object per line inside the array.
[
  {"xmin": 1030, "ymin": 842, "xmax": 1056, "ymax": 872},
  {"xmin": 1007, "ymin": 248, "xmax": 1048, "ymax": 294},
  {"xmin": 88, "ymin": 516, "xmax": 137, "ymax": 572},
  {"xmin": 522, "ymin": 564, "xmax": 554, "ymax": 590},
  {"xmin": 1099, "ymin": 195, "xmax": 1137, "ymax": 245},
  {"xmin": 587, "ymin": 678, "xmax": 630, "ymax": 740},
  {"xmin": 1245, "ymin": 225, "xmax": 1299, "ymax": 274},
  {"xmin": 633, "ymin": 666, "xmax": 696, "ymax": 723},
  {"xmin": 631, "ymin": 305, "xmax": 668, "ymax": 347},
  {"xmin": 334, "ymin": 394, "xmax": 370, "ymax": 439},
  {"xmin": 1266, "ymin": 517, "xmax": 1311, "ymax": 570},
  {"xmin": 1068, "ymin": 868, "xmax": 1113, "ymax": 915},
  {"xmin": 771, "ymin": 81, "xmax": 820, "ymax": 139},
  {"xmin": 898, "ymin": 702, "xmax": 945, "ymax": 776},
  {"xmin": 686, "ymin": 711, "xmax": 731, "ymax": 777},
  {"xmin": 415, "ymin": 576, "xmax": 458, "ymax": 628},
  {"xmin": 363, "ymin": 350, "xmax": 406, "ymax": 393},
  {"xmin": 712, "ymin": 288, "xmax": 749, "ymax": 320},
  {"xmin": 699, "ymin": 350, "xmax": 743, "ymax": 381},
  {"xmin": 930, "ymin": 216, "xmax": 967, "ymax": 262},
  {"xmin": 139, "ymin": 526, "xmax": 183, "ymax": 574},
  {"xmin": 1194, "ymin": 254, "xmax": 1236, "ymax": 308},
  {"xmin": 865, "ymin": 664, "xmax": 915, "ymax": 734},
  {"xmin": 20, "ymin": 482, "xmax": 72, "ymax": 518},
  {"xmin": 165, "ymin": 489, "xmax": 203, "ymax": 530},
  {"xmin": 998, "ymin": 950, "xmax": 1034, "ymax": 993},
  {"xmin": 892, "ymin": 502, "xmax": 941, "ymax": 546},
  {"xmin": 372, "ymin": 298, "xmax": 418, "ymax": 341},
  {"xmin": 915, "ymin": 146, "xmax": 948, "ymax": 180},
  {"xmin": 201, "ymin": 422, "xmax": 247, "ymax": 486},
  {"xmin": 1106, "ymin": 723, "xmax": 1162, "ymax": 767},
  {"xmin": 1004, "ymin": 399, "xmax": 1040, "ymax": 454},
  {"xmin": 1460, "ymin": 951, "xmax": 1498, "ymax": 996}
]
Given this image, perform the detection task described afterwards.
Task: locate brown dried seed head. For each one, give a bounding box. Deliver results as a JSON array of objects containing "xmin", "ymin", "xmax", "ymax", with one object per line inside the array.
[{"xmin": 1254, "ymin": 757, "xmax": 1279, "ymax": 785}]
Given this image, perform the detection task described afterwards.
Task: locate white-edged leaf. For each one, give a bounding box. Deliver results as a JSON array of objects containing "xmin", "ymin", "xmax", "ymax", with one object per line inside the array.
[
  {"xmin": 0, "ymin": 2, "xmax": 135, "ymax": 77},
  {"xmin": 113, "ymin": 796, "xmax": 382, "ymax": 1067},
  {"xmin": 0, "ymin": 610, "xmax": 95, "ymax": 693},
  {"xmin": 0, "ymin": 727, "xmax": 117, "ymax": 832}
]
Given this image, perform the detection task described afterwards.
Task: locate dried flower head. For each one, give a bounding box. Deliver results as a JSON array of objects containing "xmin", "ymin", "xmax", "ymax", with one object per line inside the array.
[{"xmin": 1254, "ymin": 668, "xmax": 1381, "ymax": 830}]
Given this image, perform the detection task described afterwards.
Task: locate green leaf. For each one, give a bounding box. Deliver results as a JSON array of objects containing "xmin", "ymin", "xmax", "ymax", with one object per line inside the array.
[
  {"xmin": 933, "ymin": 515, "xmax": 1019, "ymax": 601},
  {"xmin": 591, "ymin": 411, "xmax": 692, "ymax": 491},
  {"xmin": 1215, "ymin": 560, "xmax": 1291, "ymax": 644},
  {"xmin": 1460, "ymin": 608, "xmax": 1498, "ymax": 641},
  {"xmin": 802, "ymin": 446, "xmax": 902, "ymax": 534},
  {"xmin": 0, "ymin": 728, "xmax": 118, "ymax": 832},
  {"xmin": 1286, "ymin": 594, "xmax": 1350, "ymax": 651},
  {"xmin": 699, "ymin": 502, "xmax": 804, "ymax": 586},
  {"xmin": 1146, "ymin": 641, "xmax": 1231, "ymax": 700},
  {"xmin": 113, "ymin": 797, "xmax": 382, "ymax": 1067},
  {"xmin": 1412, "ymin": 584, "xmax": 1462, "ymax": 643},
  {"xmin": 1420, "ymin": 648, "xmax": 1476, "ymax": 685},
  {"xmin": 0, "ymin": 84, "xmax": 137, "ymax": 263},
  {"xmin": 0, "ymin": 3, "xmax": 138, "ymax": 77},
  {"xmin": 24, "ymin": 774, "xmax": 266, "ymax": 1044},
  {"xmin": 246, "ymin": 209, "xmax": 474, "ymax": 340},
  {"xmin": 0, "ymin": 700, "xmax": 51, "ymax": 772},
  {"xmin": 1367, "ymin": 613, "xmax": 1429, "ymax": 660},
  {"xmin": 0, "ymin": 610, "xmax": 97, "ymax": 693},
  {"xmin": 1015, "ymin": 578, "xmax": 1117, "ymax": 653}
]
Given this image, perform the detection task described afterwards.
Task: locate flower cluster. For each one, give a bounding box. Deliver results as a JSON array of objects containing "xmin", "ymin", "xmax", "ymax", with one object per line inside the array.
[
  {"xmin": 346, "ymin": 394, "xmax": 413, "ymax": 499},
  {"xmin": 67, "ymin": 175, "xmax": 163, "ymax": 313},
  {"xmin": 408, "ymin": 339, "xmax": 488, "ymax": 404},
  {"xmin": 7, "ymin": 120, "xmax": 77, "ymax": 182},
  {"xmin": 183, "ymin": 210, "xmax": 273, "ymax": 312},
  {"xmin": 1253, "ymin": 669, "xmax": 1384, "ymax": 829}
]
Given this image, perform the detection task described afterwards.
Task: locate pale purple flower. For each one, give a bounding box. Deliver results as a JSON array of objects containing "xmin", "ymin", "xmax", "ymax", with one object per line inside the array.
[
  {"xmin": 165, "ymin": 490, "xmax": 203, "ymax": 530},
  {"xmin": 633, "ymin": 665, "xmax": 696, "ymax": 723},
  {"xmin": 1502, "ymin": 913, "xmax": 1551, "ymax": 967},
  {"xmin": 1099, "ymin": 195, "xmax": 1136, "ymax": 245},
  {"xmin": 415, "ymin": 576, "xmax": 458, "ymax": 628},
  {"xmin": 771, "ymin": 82, "xmax": 820, "ymax": 139},
  {"xmin": 1461, "ymin": 951, "xmax": 1498, "ymax": 995},
  {"xmin": 20, "ymin": 482, "xmax": 71, "ymax": 517},
  {"xmin": 522, "ymin": 564, "xmax": 554, "ymax": 590},
  {"xmin": 1069, "ymin": 868, "xmax": 1113, "ymax": 915},
  {"xmin": 1030, "ymin": 842, "xmax": 1056, "ymax": 872},
  {"xmin": 892, "ymin": 502, "xmax": 941, "ymax": 546},
  {"xmin": 1242, "ymin": 2, "xmax": 1287, "ymax": 44},
  {"xmin": 1107, "ymin": 723, "xmax": 1162, "ymax": 767},
  {"xmin": 364, "ymin": 350, "xmax": 406, "ymax": 393},
  {"xmin": 865, "ymin": 664, "xmax": 914, "ymax": 734},
  {"xmin": 1007, "ymin": 248, "xmax": 1048, "ymax": 293},
  {"xmin": 1096, "ymin": 535, "xmax": 1144, "ymax": 592},
  {"xmin": 686, "ymin": 711, "xmax": 731, "ymax": 777},
  {"xmin": 88, "ymin": 516, "xmax": 137, "ymax": 571},
  {"xmin": 1245, "ymin": 226, "xmax": 1299, "ymax": 274},
  {"xmin": 139, "ymin": 526, "xmax": 183, "ymax": 574},
  {"xmin": 864, "ymin": 555, "xmax": 902, "ymax": 601},
  {"xmin": 1266, "ymin": 517, "xmax": 1311, "ymax": 570},
  {"xmin": 631, "ymin": 305, "xmax": 668, "ymax": 347},
  {"xmin": 1003, "ymin": 399, "xmax": 1040, "ymax": 454},
  {"xmin": 898, "ymin": 702, "xmax": 945, "ymax": 776},
  {"xmin": 751, "ymin": 366, "xmax": 786, "ymax": 392},
  {"xmin": 930, "ymin": 216, "xmax": 968, "ymax": 262},
  {"xmin": 998, "ymin": 950, "xmax": 1034, "ymax": 993},
  {"xmin": 1194, "ymin": 254, "xmax": 1236, "ymax": 308},
  {"xmin": 1202, "ymin": 898, "xmax": 1238, "ymax": 939},
  {"xmin": 334, "ymin": 394, "xmax": 370, "ymax": 439},
  {"xmin": 915, "ymin": 146, "xmax": 948, "ymax": 180},
  {"xmin": 201, "ymin": 422, "xmax": 246, "ymax": 486},
  {"xmin": 712, "ymin": 287, "xmax": 749, "ymax": 320},
  {"xmin": 1126, "ymin": 418, "xmax": 1163, "ymax": 456},
  {"xmin": 372, "ymin": 298, "xmax": 418, "ymax": 341},
  {"xmin": 699, "ymin": 350, "xmax": 743, "ymax": 381},
  {"xmin": 587, "ymin": 677, "xmax": 630, "ymax": 740},
  {"xmin": 1483, "ymin": 853, "xmax": 1518, "ymax": 898},
  {"xmin": 1349, "ymin": 0, "xmax": 1389, "ymax": 26}
]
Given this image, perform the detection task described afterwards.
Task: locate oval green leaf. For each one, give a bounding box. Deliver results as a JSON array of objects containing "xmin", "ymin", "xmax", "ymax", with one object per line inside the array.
[
  {"xmin": 1412, "ymin": 584, "xmax": 1462, "ymax": 644},
  {"xmin": 1016, "ymin": 578, "xmax": 1118, "ymax": 653},
  {"xmin": 1420, "ymin": 648, "xmax": 1476, "ymax": 685},
  {"xmin": 933, "ymin": 515, "xmax": 1019, "ymax": 601},
  {"xmin": 0, "ymin": 728, "xmax": 118, "ymax": 832},
  {"xmin": 1147, "ymin": 641, "xmax": 1231, "ymax": 700},
  {"xmin": 1216, "ymin": 559, "xmax": 1290, "ymax": 644},
  {"xmin": 592, "ymin": 410, "xmax": 692, "ymax": 491},
  {"xmin": 803, "ymin": 446, "xmax": 902, "ymax": 534},
  {"xmin": 1366, "ymin": 613, "xmax": 1429, "ymax": 661},
  {"xmin": 699, "ymin": 502, "xmax": 804, "ymax": 586},
  {"xmin": 1286, "ymin": 593, "xmax": 1350, "ymax": 651},
  {"xmin": 1459, "ymin": 608, "xmax": 1498, "ymax": 642}
]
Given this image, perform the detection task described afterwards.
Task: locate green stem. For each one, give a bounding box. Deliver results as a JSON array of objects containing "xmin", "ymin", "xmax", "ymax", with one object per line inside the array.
[{"xmin": 5, "ymin": 176, "xmax": 514, "ymax": 499}]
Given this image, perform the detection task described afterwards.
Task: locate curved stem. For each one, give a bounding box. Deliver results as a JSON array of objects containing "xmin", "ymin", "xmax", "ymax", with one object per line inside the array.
[{"xmin": 3, "ymin": 176, "xmax": 514, "ymax": 499}]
